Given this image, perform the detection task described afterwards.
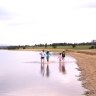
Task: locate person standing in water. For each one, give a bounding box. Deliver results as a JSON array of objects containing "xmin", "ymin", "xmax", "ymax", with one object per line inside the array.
[
  {"xmin": 58, "ymin": 52, "xmax": 66, "ymax": 74},
  {"xmin": 58, "ymin": 53, "xmax": 62, "ymax": 63},
  {"xmin": 46, "ymin": 50, "xmax": 51, "ymax": 64},
  {"xmin": 62, "ymin": 50, "xmax": 65, "ymax": 62},
  {"xmin": 40, "ymin": 50, "xmax": 46, "ymax": 64}
]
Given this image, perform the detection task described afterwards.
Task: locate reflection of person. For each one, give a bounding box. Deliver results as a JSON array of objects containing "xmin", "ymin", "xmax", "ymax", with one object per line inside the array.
[
  {"xmin": 59, "ymin": 61, "xmax": 66, "ymax": 74},
  {"xmin": 40, "ymin": 50, "xmax": 46, "ymax": 64},
  {"xmin": 46, "ymin": 65, "xmax": 50, "ymax": 77},
  {"xmin": 40, "ymin": 63, "xmax": 50, "ymax": 77},
  {"xmin": 61, "ymin": 62, "xmax": 66, "ymax": 74},
  {"xmin": 59, "ymin": 61, "xmax": 62, "ymax": 72},
  {"xmin": 41, "ymin": 62, "xmax": 45, "ymax": 76},
  {"xmin": 46, "ymin": 50, "xmax": 51, "ymax": 64}
]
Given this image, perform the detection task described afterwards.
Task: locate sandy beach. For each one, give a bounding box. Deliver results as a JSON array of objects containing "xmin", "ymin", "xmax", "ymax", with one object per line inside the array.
[{"xmin": 67, "ymin": 50, "xmax": 96, "ymax": 96}]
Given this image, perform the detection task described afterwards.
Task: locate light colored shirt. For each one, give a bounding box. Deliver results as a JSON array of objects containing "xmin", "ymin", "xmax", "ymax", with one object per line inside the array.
[{"xmin": 40, "ymin": 51, "xmax": 45, "ymax": 57}]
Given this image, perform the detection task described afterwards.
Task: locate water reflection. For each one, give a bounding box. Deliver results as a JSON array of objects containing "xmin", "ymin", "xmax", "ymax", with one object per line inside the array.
[
  {"xmin": 46, "ymin": 65, "xmax": 50, "ymax": 77},
  {"xmin": 0, "ymin": 50, "xmax": 86, "ymax": 96},
  {"xmin": 59, "ymin": 61, "xmax": 66, "ymax": 74},
  {"xmin": 41, "ymin": 63, "xmax": 45, "ymax": 76},
  {"xmin": 40, "ymin": 63, "xmax": 50, "ymax": 77}
]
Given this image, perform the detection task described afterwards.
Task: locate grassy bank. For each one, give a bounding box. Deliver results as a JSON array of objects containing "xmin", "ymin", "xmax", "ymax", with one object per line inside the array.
[{"xmin": 16, "ymin": 46, "xmax": 96, "ymax": 55}]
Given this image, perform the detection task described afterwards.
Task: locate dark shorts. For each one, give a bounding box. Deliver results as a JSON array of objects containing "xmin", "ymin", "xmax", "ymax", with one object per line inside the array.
[{"xmin": 41, "ymin": 57, "xmax": 44, "ymax": 59}]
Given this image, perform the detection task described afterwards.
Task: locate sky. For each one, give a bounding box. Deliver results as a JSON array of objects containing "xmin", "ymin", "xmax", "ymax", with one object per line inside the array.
[{"xmin": 0, "ymin": 0, "xmax": 96, "ymax": 45}]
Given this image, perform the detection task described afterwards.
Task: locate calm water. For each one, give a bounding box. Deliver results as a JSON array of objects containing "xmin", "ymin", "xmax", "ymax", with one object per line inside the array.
[{"xmin": 0, "ymin": 50, "xmax": 85, "ymax": 96}]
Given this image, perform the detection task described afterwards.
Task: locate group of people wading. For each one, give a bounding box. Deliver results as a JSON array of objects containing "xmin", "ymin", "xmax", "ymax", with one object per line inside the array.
[
  {"xmin": 40, "ymin": 50, "xmax": 65, "ymax": 64},
  {"xmin": 40, "ymin": 50, "xmax": 66, "ymax": 77}
]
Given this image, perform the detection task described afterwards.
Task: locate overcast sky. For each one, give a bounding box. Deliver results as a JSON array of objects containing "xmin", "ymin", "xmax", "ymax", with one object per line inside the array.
[{"xmin": 0, "ymin": 0, "xmax": 96, "ymax": 45}]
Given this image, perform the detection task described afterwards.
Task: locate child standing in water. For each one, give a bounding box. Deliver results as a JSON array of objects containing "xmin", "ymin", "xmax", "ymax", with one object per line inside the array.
[
  {"xmin": 58, "ymin": 53, "xmax": 62, "ymax": 72},
  {"xmin": 61, "ymin": 51, "xmax": 65, "ymax": 62},
  {"xmin": 40, "ymin": 50, "xmax": 46, "ymax": 64},
  {"xmin": 58, "ymin": 53, "xmax": 62, "ymax": 63},
  {"xmin": 58, "ymin": 52, "xmax": 66, "ymax": 74},
  {"xmin": 46, "ymin": 50, "xmax": 50, "ymax": 64}
]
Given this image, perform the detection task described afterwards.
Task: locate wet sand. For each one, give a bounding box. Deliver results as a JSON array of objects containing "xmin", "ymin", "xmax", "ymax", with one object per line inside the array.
[{"xmin": 67, "ymin": 50, "xmax": 96, "ymax": 96}]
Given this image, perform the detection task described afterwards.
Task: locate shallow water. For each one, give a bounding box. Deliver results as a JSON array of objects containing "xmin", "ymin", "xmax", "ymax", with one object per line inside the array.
[{"xmin": 0, "ymin": 50, "xmax": 85, "ymax": 96}]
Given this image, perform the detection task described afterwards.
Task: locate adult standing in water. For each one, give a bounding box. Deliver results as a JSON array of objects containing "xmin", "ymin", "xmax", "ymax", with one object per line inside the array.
[{"xmin": 40, "ymin": 50, "xmax": 46, "ymax": 64}]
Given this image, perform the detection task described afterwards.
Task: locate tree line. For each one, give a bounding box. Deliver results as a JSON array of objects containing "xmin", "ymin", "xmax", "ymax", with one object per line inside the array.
[{"xmin": 0, "ymin": 42, "xmax": 96, "ymax": 50}]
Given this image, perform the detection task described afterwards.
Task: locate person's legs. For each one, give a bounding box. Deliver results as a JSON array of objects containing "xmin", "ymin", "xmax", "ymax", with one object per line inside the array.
[
  {"xmin": 62, "ymin": 57, "xmax": 65, "ymax": 62},
  {"xmin": 41, "ymin": 57, "xmax": 42, "ymax": 63},
  {"xmin": 41, "ymin": 57, "xmax": 44, "ymax": 64},
  {"xmin": 59, "ymin": 58, "xmax": 62, "ymax": 63},
  {"xmin": 42, "ymin": 57, "xmax": 45, "ymax": 64},
  {"xmin": 46, "ymin": 57, "xmax": 49, "ymax": 65}
]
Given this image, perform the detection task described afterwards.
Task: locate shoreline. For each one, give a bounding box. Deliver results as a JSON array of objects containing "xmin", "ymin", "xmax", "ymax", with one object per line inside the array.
[{"xmin": 67, "ymin": 51, "xmax": 96, "ymax": 96}]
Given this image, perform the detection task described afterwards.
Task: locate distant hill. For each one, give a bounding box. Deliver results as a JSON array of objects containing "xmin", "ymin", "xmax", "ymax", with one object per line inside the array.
[{"xmin": 0, "ymin": 45, "xmax": 9, "ymax": 49}]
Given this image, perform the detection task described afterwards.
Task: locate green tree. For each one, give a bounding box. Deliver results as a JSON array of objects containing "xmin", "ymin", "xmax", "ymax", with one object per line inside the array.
[
  {"xmin": 45, "ymin": 43, "xmax": 47, "ymax": 48},
  {"xmin": 52, "ymin": 44, "xmax": 57, "ymax": 49},
  {"xmin": 72, "ymin": 44, "xmax": 76, "ymax": 48}
]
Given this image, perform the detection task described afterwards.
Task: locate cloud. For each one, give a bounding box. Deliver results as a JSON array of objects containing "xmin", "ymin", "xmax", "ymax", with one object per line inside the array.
[
  {"xmin": 0, "ymin": 8, "xmax": 12, "ymax": 20},
  {"xmin": 87, "ymin": 3, "xmax": 96, "ymax": 8},
  {"xmin": 0, "ymin": 9, "xmax": 7, "ymax": 16},
  {"xmin": 80, "ymin": 0, "xmax": 96, "ymax": 8},
  {"xmin": 0, "ymin": 0, "xmax": 96, "ymax": 45}
]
